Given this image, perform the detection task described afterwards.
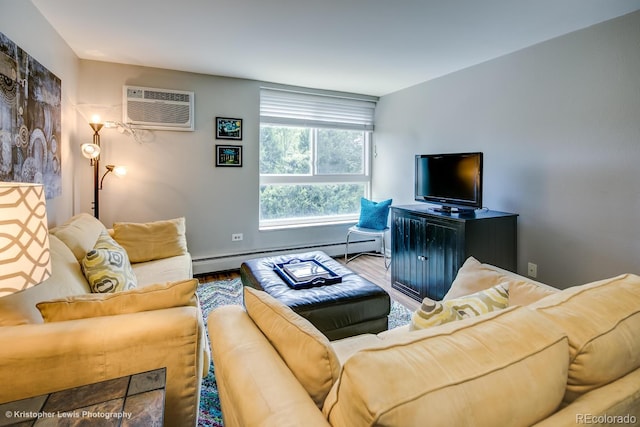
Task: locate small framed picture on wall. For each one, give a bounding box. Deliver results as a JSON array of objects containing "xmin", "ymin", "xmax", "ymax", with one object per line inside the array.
[
  {"xmin": 216, "ymin": 145, "xmax": 242, "ymax": 167},
  {"xmin": 216, "ymin": 117, "xmax": 243, "ymax": 140}
]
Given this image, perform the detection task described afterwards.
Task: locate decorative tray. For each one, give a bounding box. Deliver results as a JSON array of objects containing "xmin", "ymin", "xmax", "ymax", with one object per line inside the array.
[{"xmin": 274, "ymin": 258, "xmax": 342, "ymax": 289}]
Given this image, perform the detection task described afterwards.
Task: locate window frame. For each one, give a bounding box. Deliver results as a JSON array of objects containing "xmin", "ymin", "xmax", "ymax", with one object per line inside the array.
[
  {"xmin": 259, "ymin": 87, "xmax": 377, "ymax": 229},
  {"xmin": 259, "ymin": 126, "xmax": 373, "ymax": 229}
]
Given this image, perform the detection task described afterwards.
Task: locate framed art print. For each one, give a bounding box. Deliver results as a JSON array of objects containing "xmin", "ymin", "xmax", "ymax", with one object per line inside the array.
[
  {"xmin": 216, "ymin": 117, "xmax": 242, "ymax": 140},
  {"xmin": 216, "ymin": 145, "xmax": 242, "ymax": 167}
]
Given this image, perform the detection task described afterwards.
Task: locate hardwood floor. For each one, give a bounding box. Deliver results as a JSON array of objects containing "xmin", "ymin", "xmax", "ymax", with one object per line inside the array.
[
  {"xmin": 196, "ymin": 270, "xmax": 238, "ymax": 282},
  {"xmin": 195, "ymin": 252, "xmax": 420, "ymax": 311},
  {"xmin": 340, "ymin": 254, "xmax": 420, "ymax": 311}
]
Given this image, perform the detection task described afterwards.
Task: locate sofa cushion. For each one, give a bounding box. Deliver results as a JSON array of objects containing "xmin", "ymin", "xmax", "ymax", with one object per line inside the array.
[
  {"xmin": 509, "ymin": 279, "xmax": 557, "ymax": 306},
  {"xmin": 330, "ymin": 334, "xmax": 384, "ymax": 365},
  {"xmin": 50, "ymin": 213, "xmax": 106, "ymax": 261},
  {"xmin": 36, "ymin": 279, "xmax": 198, "ymax": 322},
  {"xmin": 323, "ymin": 306, "xmax": 569, "ymax": 427},
  {"xmin": 0, "ymin": 235, "xmax": 90, "ymax": 325},
  {"xmin": 207, "ymin": 305, "xmax": 332, "ymax": 427},
  {"xmin": 132, "ymin": 253, "xmax": 193, "ymax": 287},
  {"xmin": 530, "ymin": 273, "xmax": 640, "ymax": 404},
  {"xmin": 81, "ymin": 231, "xmax": 137, "ymax": 293},
  {"xmin": 443, "ymin": 257, "xmax": 501, "ymax": 300},
  {"xmin": 112, "ymin": 217, "xmax": 187, "ymax": 263},
  {"xmin": 243, "ymin": 286, "xmax": 340, "ymax": 408},
  {"xmin": 443, "ymin": 256, "xmax": 554, "ymax": 304}
]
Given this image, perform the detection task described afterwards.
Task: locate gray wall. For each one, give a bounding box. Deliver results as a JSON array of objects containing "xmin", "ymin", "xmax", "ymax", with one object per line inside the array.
[
  {"xmin": 75, "ymin": 62, "xmax": 360, "ymax": 272},
  {"xmin": 374, "ymin": 11, "xmax": 640, "ymax": 288}
]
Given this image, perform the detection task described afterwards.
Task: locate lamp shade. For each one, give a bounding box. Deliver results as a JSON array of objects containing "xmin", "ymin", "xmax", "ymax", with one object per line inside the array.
[
  {"xmin": 0, "ymin": 183, "xmax": 51, "ymax": 297},
  {"xmin": 80, "ymin": 143, "xmax": 101, "ymax": 159}
]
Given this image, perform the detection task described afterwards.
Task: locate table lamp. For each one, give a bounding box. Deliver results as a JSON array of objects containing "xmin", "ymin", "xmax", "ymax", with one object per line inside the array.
[{"xmin": 0, "ymin": 182, "xmax": 51, "ymax": 297}]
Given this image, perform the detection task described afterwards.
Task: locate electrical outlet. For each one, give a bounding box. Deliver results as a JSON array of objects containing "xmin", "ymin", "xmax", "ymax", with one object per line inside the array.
[
  {"xmin": 231, "ymin": 233, "xmax": 243, "ymax": 242},
  {"xmin": 527, "ymin": 262, "xmax": 538, "ymax": 278}
]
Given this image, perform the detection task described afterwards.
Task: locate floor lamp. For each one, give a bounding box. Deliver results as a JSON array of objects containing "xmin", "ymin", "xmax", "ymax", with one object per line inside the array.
[{"xmin": 80, "ymin": 118, "xmax": 126, "ymax": 219}]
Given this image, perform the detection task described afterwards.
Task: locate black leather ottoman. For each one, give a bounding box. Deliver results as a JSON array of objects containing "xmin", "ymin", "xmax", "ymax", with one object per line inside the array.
[{"xmin": 240, "ymin": 251, "xmax": 391, "ymax": 340}]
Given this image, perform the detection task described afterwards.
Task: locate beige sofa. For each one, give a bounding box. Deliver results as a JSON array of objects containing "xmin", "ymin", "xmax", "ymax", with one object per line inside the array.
[
  {"xmin": 0, "ymin": 213, "xmax": 209, "ymax": 426},
  {"xmin": 208, "ymin": 257, "xmax": 640, "ymax": 427}
]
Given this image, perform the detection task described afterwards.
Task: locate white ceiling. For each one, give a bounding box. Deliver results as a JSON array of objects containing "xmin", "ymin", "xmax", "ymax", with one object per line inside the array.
[{"xmin": 32, "ymin": 0, "xmax": 640, "ymax": 96}]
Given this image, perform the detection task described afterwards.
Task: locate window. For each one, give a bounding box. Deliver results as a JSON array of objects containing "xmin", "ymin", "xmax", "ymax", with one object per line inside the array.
[{"xmin": 259, "ymin": 88, "xmax": 376, "ymax": 228}]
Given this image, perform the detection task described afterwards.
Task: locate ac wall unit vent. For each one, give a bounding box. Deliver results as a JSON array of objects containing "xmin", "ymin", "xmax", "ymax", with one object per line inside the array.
[{"xmin": 123, "ymin": 86, "xmax": 194, "ymax": 131}]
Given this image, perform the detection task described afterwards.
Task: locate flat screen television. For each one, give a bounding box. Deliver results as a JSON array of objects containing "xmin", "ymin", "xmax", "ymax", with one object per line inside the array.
[{"xmin": 415, "ymin": 152, "xmax": 483, "ymax": 213}]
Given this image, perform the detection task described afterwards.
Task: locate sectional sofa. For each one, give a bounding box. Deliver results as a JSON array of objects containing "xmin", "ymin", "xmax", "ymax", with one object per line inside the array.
[
  {"xmin": 208, "ymin": 257, "xmax": 640, "ymax": 426},
  {"xmin": 0, "ymin": 213, "xmax": 208, "ymax": 427}
]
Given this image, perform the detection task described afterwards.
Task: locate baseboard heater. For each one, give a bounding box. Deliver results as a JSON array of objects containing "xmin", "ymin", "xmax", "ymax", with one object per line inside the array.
[{"xmin": 192, "ymin": 239, "xmax": 377, "ymax": 275}]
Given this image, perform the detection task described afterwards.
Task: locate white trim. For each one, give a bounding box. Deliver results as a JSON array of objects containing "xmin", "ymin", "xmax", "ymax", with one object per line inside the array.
[
  {"xmin": 260, "ymin": 175, "xmax": 369, "ymax": 184},
  {"xmin": 259, "ymin": 214, "xmax": 358, "ymax": 230}
]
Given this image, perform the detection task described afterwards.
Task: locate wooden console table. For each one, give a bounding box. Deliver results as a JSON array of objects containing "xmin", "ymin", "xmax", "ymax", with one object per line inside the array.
[{"xmin": 0, "ymin": 368, "xmax": 165, "ymax": 426}]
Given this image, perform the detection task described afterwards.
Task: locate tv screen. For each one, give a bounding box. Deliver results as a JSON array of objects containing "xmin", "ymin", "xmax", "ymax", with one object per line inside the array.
[{"xmin": 415, "ymin": 152, "xmax": 483, "ymax": 212}]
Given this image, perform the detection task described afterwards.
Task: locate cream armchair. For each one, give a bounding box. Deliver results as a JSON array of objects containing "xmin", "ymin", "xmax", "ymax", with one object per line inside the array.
[{"xmin": 0, "ymin": 213, "xmax": 207, "ymax": 427}]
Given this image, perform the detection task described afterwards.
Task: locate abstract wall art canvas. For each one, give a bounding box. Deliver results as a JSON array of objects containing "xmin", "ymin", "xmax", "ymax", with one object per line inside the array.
[{"xmin": 0, "ymin": 32, "xmax": 61, "ymax": 199}]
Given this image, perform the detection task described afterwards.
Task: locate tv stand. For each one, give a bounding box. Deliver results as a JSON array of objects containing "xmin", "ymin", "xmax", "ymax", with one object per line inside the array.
[
  {"xmin": 391, "ymin": 205, "xmax": 518, "ymax": 302},
  {"xmin": 432, "ymin": 206, "xmax": 475, "ymax": 215}
]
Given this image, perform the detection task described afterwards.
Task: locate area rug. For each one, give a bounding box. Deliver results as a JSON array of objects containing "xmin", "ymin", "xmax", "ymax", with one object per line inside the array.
[{"xmin": 196, "ymin": 278, "xmax": 412, "ymax": 427}]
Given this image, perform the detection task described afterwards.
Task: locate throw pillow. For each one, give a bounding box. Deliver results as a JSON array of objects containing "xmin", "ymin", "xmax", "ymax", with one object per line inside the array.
[
  {"xmin": 443, "ymin": 256, "xmax": 553, "ymax": 303},
  {"xmin": 243, "ymin": 286, "xmax": 340, "ymax": 408},
  {"xmin": 445, "ymin": 283, "xmax": 509, "ymax": 318},
  {"xmin": 410, "ymin": 283, "xmax": 509, "ymax": 331},
  {"xmin": 530, "ymin": 273, "xmax": 640, "ymax": 404},
  {"xmin": 81, "ymin": 231, "xmax": 137, "ymax": 293},
  {"xmin": 508, "ymin": 280, "xmax": 558, "ymax": 306},
  {"xmin": 442, "ymin": 256, "xmax": 504, "ymax": 300},
  {"xmin": 50, "ymin": 213, "xmax": 108, "ymax": 261},
  {"xmin": 112, "ymin": 217, "xmax": 187, "ymax": 263},
  {"xmin": 357, "ymin": 198, "xmax": 392, "ymax": 230},
  {"xmin": 409, "ymin": 298, "xmax": 462, "ymax": 331},
  {"xmin": 37, "ymin": 279, "xmax": 198, "ymax": 322}
]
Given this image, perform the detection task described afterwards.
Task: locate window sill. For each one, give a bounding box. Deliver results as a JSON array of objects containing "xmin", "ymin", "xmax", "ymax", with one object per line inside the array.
[{"xmin": 259, "ymin": 218, "xmax": 357, "ymax": 231}]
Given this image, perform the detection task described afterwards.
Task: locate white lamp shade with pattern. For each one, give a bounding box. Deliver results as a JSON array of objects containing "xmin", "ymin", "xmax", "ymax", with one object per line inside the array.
[{"xmin": 0, "ymin": 182, "xmax": 51, "ymax": 297}]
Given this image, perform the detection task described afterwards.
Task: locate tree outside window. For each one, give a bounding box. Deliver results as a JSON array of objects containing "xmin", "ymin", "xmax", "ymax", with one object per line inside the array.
[{"xmin": 260, "ymin": 125, "xmax": 370, "ymax": 226}]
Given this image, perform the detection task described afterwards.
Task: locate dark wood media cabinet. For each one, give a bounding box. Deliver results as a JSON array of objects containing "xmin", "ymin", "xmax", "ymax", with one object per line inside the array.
[{"xmin": 390, "ymin": 205, "xmax": 518, "ymax": 302}]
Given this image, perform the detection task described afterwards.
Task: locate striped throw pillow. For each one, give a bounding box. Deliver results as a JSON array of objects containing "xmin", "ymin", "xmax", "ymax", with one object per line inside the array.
[
  {"xmin": 410, "ymin": 298, "xmax": 463, "ymax": 330},
  {"xmin": 446, "ymin": 283, "xmax": 510, "ymax": 318},
  {"xmin": 411, "ymin": 283, "xmax": 509, "ymax": 331}
]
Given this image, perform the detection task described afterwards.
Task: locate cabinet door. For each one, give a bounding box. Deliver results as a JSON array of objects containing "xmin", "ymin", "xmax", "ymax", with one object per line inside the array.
[
  {"xmin": 424, "ymin": 220, "xmax": 461, "ymax": 300},
  {"xmin": 391, "ymin": 213, "xmax": 428, "ymax": 301}
]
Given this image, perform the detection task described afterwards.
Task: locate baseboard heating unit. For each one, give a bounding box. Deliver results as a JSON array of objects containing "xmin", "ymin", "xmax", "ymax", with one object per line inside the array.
[{"xmin": 192, "ymin": 240, "xmax": 377, "ymax": 274}]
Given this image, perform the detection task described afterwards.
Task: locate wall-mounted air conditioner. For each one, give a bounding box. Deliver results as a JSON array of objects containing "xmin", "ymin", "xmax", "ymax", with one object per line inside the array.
[{"xmin": 123, "ymin": 86, "xmax": 194, "ymax": 131}]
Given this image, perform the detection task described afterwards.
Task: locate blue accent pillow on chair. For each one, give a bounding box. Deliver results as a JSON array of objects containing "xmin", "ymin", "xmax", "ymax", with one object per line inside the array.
[{"xmin": 357, "ymin": 198, "xmax": 392, "ymax": 230}]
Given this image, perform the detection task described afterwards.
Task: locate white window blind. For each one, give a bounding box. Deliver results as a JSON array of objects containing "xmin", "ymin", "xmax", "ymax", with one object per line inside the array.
[{"xmin": 260, "ymin": 88, "xmax": 376, "ymax": 131}]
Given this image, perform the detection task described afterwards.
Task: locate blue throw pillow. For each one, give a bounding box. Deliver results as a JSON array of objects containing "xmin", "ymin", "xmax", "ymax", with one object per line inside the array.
[{"xmin": 357, "ymin": 198, "xmax": 392, "ymax": 230}]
